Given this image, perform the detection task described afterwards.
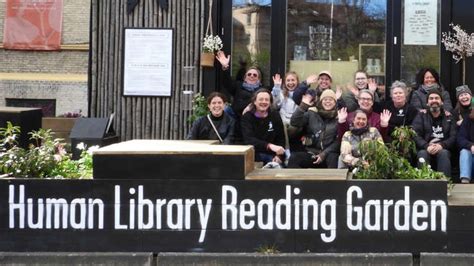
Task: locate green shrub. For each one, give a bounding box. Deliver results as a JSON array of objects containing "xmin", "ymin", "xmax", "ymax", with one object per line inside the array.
[
  {"xmin": 353, "ymin": 126, "xmax": 447, "ymax": 181},
  {"xmin": 0, "ymin": 122, "xmax": 93, "ymax": 179}
]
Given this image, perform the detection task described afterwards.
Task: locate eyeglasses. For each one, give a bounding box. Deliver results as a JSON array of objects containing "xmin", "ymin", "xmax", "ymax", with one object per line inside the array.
[
  {"xmin": 246, "ymin": 73, "xmax": 258, "ymax": 78},
  {"xmin": 358, "ymin": 97, "xmax": 373, "ymax": 102}
]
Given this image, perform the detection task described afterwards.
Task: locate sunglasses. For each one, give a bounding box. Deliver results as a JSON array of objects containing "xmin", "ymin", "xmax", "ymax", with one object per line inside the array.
[
  {"xmin": 246, "ymin": 73, "xmax": 258, "ymax": 78},
  {"xmin": 456, "ymin": 85, "xmax": 468, "ymax": 91}
]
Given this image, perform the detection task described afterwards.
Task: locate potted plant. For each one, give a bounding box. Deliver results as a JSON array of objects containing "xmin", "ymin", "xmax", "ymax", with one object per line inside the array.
[
  {"xmin": 201, "ymin": 34, "xmax": 223, "ymax": 67},
  {"xmin": 441, "ymin": 24, "xmax": 474, "ymax": 84}
]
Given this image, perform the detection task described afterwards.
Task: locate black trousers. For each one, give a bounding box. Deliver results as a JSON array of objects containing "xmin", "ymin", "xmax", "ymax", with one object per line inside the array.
[{"xmin": 287, "ymin": 151, "xmax": 339, "ymax": 168}]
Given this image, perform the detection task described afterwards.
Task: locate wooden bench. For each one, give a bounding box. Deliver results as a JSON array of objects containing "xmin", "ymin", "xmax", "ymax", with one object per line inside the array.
[
  {"xmin": 245, "ymin": 168, "xmax": 348, "ymax": 180},
  {"xmin": 93, "ymin": 140, "xmax": 255, "ymax": 180}
]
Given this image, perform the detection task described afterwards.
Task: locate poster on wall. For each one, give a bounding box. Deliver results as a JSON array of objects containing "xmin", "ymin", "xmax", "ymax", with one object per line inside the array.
[
  {"xmin": 123, "ymin": 28, "xmax": 173, "ymax": 97},
  {"xmin": 3, "ymin": 0, "xmax": 63, "ymax": 50},
  {"xmin": 403, "ymin": 0, "xmax": 438, "ymax": 45}
]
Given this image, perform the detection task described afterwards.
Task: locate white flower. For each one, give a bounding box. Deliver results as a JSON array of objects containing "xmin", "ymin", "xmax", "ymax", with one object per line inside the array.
[
  {"xmin": 202, "ymin": 35, "xmax": 223, "ymax": 53},
  {"xmin": 442, "ymin": 24, "xmax": 474, "ymax": 63},
  {"xmin": 418, "ymin": 158, "xmax": 426, "ymax": 164},
  {"xmin": 76, "ymin": 142, "xmax": 86, "ymax": 151},
  {"xmin": 352, "ymin": 167, "xmax": 358, "ymax": 174}
]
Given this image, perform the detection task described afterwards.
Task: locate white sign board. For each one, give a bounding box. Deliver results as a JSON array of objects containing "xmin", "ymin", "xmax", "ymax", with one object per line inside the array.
[
  {"xmin": 123, "ymin": 28, "xmax": 173, "ymax": 96},
  {"xmin": 403, "ymin": 0, "xmax": 438, "ymax": 45}
]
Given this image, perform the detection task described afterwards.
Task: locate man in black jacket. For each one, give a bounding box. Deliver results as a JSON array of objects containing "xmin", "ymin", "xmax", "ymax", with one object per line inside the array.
[{"xmin": 412, "ymin": 90, "xmax": 457, "ymax": 177}]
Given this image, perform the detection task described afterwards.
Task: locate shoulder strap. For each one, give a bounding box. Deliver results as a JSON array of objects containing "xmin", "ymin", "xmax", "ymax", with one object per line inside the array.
[{"xmin": 207, "ymin": 114, "xmax": 224, "ymax": 143}]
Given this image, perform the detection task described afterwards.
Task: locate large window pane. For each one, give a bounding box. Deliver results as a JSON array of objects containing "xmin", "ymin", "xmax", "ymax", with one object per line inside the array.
[
  {"xmin": 287, "ymin": 0, "xmax": 387, "ymax": 87},
  {"xmin": 232, "ymin": 0, "xmax": 272, "ymax": 86}
]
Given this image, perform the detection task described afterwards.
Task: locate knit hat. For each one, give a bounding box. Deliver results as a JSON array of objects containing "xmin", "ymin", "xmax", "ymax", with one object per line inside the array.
[
  {"xmin": 456, "ymin": 85, "xmax": 472, "ymax": 99},
  {"xmin": 318, "ymin": 70, "xmax": 332, "ymax": 81},
  {"xmin": 320, "ymin": 89, "xmax": 336, "ymax": 102},
  {"xmin": 426, "ymin": 89, "xmax": 443, "ymax": 102}
]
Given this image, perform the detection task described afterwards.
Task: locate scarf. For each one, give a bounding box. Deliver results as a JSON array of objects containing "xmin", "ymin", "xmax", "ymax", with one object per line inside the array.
[
  {"xmin": 319, "ymin": 109, "xmax": 337, "ymax": 119},
  {"xmin": 350, "ymin": 125, "xmax": 369, "ymax": 136},
  {"xmin": 421, "ymin": 84, "xmax": 440, "ymax": 94},
  {"xmin": 242, "ymin": 82, "xmax": 261, "ymax": 92}
]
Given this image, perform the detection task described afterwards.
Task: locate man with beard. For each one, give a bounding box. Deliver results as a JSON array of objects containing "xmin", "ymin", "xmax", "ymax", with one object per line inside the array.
[{"xmin": 412, "ymin": 90, "xmax": 457, "ymax": 177}]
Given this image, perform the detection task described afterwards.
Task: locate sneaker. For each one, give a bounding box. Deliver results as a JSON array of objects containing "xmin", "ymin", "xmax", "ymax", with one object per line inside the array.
[{"xmin": 461, "ymin": 178, "xmax": 470, "ymax": 184}]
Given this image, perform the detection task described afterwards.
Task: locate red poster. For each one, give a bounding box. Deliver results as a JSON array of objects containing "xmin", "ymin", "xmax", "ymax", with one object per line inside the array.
[{"xmin": 3, "ymin": 0, "xmax": 63, "ymax": 50}]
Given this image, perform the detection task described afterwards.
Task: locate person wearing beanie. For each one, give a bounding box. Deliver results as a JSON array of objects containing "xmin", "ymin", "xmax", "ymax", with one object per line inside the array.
[
  {"xmin": 288, "ymin": 87, "xmax": 339, "ymax": 168},
  {"xmin": 337, "ymin": 89, "xmax": 391, "ymax": 142},
  {"xmin": 453, "ymin": 85, "xmax": 473, "ymax": 126},
  {"xmin": 292, "ymin": 70, "xmax": 345, "ymax": 109},
  {"xmin": 412, "ymin": 89, "xmax": 457, "ymax": 178},
  {"xmin": 409, "ymin": 68, "xmax": 453, "ymax": 112}
]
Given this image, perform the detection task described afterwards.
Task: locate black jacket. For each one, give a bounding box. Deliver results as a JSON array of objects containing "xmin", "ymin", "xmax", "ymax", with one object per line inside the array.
[
  {"xmin": 187, "ymin": 113, "xmax": 235, "ymax": 144},
  {"xmin": 412, "ymin": 111, "xmax": 456, "ymax": 150},
  {"xmin": 410, "ymin": 86, "xmax": 453, "ymax": 112},
  {"xmin": 457, "ymin": 118, "xmax": 474, "ymax": 150},
  {"xmin": 290, "ymin": 103, "xmax": 339, "ymax": 158},
  {"xmin": 241, "ymin": 109, "xmax": 285, "ymax": 153},
  {"xmin": 222, "ymin": 70, "xmax": 259, "ymax": 118}
]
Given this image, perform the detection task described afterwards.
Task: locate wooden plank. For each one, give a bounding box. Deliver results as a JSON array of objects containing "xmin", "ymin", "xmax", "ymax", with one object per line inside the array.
[
  {"xmin": 94, "ymin": 140, "xmax": 253, "ymax": 154},
  {"xmin": 448, "ymin": 184, "xmax": 474, "ymax": 206},
  {"xmin": 246, "ymin": 169, "xmax": 348, "ymax": 180}
]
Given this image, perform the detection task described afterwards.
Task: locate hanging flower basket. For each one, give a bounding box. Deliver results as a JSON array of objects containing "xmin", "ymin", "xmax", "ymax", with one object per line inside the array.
[{"xmin": 200, "ymin": 52, "xmax": 215, "ymax": 67}]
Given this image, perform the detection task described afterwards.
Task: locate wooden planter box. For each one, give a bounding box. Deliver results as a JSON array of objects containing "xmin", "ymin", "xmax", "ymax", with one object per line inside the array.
[{"xmin": 41, "ymin": 117, "xmax": 78, "ymax": 142}]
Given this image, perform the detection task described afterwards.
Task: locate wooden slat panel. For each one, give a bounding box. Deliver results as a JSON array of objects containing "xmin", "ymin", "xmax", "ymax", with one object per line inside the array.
[{"xmin": 90, "ymin": 0, "xmax": 204, "ymax": 140}]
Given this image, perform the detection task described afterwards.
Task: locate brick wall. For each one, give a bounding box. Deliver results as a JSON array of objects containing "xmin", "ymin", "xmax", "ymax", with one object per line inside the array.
[
  {"xmin": 0, "ymin": 80, "xmax": 88, "ymax": 117},
  {"xmin": 0, "ymin": 0, "xmax": 91, "ymax": 116}
]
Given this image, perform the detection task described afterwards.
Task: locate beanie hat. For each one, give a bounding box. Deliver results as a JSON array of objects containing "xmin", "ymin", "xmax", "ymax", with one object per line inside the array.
[
  {"xmin": 456, "ymin": 85, "xmax": 472, "ymax": 99},
  {"xmin": 426, "ymin": 89, "xmax": 443, "ymax": 102},
  {"xmin": 320, "ymin": 89, "xmax": 336, "ymax": 102}
]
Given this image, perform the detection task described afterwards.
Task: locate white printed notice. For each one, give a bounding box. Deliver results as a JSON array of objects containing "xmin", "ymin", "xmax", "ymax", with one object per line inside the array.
[
  {"xmin": 123, "ymin": 28, "xmax": 173, "ymax": 96},
  {"xmin": 403, "ymin": 0, "xmax": 438, "ymax": 45}
]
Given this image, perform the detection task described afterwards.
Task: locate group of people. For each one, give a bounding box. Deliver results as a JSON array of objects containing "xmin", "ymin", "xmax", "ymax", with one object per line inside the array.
[{"xmin": 187, "ymin": 51, "xmax": 474, "ymax": 183}]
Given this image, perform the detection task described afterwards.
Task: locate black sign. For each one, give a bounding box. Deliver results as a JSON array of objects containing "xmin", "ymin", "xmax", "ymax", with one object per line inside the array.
[{"xmin": 0, "ymin": 179, "xmax": 449, "ymax": 252}]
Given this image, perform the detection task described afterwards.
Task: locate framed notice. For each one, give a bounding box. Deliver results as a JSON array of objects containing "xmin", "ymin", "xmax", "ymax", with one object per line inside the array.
[
  {"xmin": 403, "ymin": 0, "xmax": 438, "ymax": 45},
  {"xmin": 123, "ymin": 28, "xmax": 173, "ymax": 96}
]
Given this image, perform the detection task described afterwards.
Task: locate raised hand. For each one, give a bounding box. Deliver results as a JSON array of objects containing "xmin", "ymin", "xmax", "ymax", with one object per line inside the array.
[
  {"xmin": 348, "ymin": 83, "xmax": 359, "ymax": 96},
  {"xmin": 215, "ymin": 51, "xmax": 230, "ymax": 68},
  {"xmin": 380, "ymin": 109, "xmax": 392, "ymax": 127},
  {"xmin": 305, "ymin": 74, "xmax": 319, "ymax": 85},
  {"xmin": 338, "ymin": 107, "xmax": 348, "ymax": 123},
  {"xmin": 368, "ymin": 78, "xmax": 377, "ymax": 94},
  {"xmin": 273, "ymin": 74, "xmax": 282, "ymax": 86}
]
